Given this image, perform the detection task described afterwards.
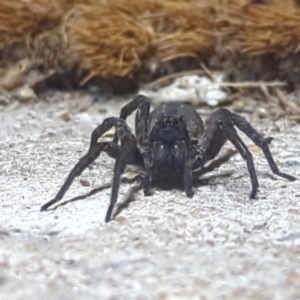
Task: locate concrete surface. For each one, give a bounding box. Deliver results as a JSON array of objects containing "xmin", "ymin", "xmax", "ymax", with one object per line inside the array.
[{"xmin": 0, "ymin": 96, "xmax": 300, "ymax": 300}]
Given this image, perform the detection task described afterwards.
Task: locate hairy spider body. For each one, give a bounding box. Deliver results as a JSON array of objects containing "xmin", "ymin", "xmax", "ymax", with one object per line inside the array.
[
  {"xmin": 41, "ymin": 95, "xmax": 296, "ymax": 222},
  {"xmin": 148, "ymin": 102, "xmax": 203, "ymax": 177}
]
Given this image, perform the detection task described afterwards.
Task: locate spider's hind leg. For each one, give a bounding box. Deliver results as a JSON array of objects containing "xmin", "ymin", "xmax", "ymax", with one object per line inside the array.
[
  {"xmin": 231, "ymin": 112, "xmax": 296, "ymax": 182},
  {"xmin": 194, "ymin": 108, "xmax": 281, "ymax": 199}
]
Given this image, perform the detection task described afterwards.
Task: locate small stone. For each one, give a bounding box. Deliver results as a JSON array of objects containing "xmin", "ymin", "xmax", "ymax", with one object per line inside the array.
[
  {"xmin": 288, "ymin": 208, "xmax": 300, "ymax": 215},
  {"xmin": 80, "ymin": 179, "xmax": 90, "ymax": 187},
  {"xmin": 256, "ymin": 107, "xmax": 267, "ymax": 118},
  {"xmin": 115, "ymin": 216, "xmax": 129, "ymax": 225},
  {"xmin": 0, "ymin": 229, "xmax": 10, "ymax": 237},
  {"xmin": 0, "ymin": 95, "xmax": 9, "ymax": 105},
  {"xmin": 233, "ymin": 101, "xmax": 245, "ymax": 112},
  {"xmin": 286, "ymin": 270, "xmax": 300, "ymax": 285},
  {"xmin": 58, "ymin": 111, "xmax": 71, "ymax": 122},
  {"xmin": 248, "ymin": 144, "xmax": 262, "ymax": 154},
  {"xmin": 271, "ymin": 123, "xmax": 280, "ymax": 132},
  {"xmin": 14, "ymin": 86, "xmax": 37, "ymax": 102}
]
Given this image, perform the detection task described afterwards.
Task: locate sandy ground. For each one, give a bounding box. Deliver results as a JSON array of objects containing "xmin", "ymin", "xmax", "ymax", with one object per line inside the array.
[{"xmin": 1, "ymin": 96, "xmax": 300, "ymax": 300}]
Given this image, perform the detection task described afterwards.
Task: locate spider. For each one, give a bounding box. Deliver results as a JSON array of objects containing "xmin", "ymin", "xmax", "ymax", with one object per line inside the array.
[{"xmin": 41, "ymin": 94, "xmax": 296, "ymax": 222}]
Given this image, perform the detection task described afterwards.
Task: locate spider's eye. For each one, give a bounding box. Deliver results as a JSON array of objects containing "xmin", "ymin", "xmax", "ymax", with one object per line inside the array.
[
  {"xmin": 162, "ymin": 122, "xmax": 167, "ymax": 127},
  {"xmin": 170, "ymin": 122, "xmax": 173, "ymax": 127}
]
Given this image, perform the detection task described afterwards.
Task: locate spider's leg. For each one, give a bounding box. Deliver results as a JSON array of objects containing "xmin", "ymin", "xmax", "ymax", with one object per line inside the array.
[
  {"xmin": 113, "ymin": 94, "xmax": 153, "ymax": 194},
  {"xmin": 41, "ymin": 142, "xmax": 110, "ymax": 211},
  {"xmin": 105, "ymin": 152, "xmax": 128, "ymax": 222},
  {"xmin": 41, "ymin": 117, "xmax": 124, "ymax": 212},
  {"xmin": 231, "ymin": 112, "xmax": 296, "ymax": 181},
  {"xmin": 184, "ymin": 159, "xmax": 194, "ymax": 197},
  {"xmin": 194, "ymin": 148, "xmax": 238, "ymax": 177},
  {"xmin": 135, "ymin": 96, "xmax": 154, "ymax": 196},
  {"xmin": 115, "ymin": 94, "xmax": 153, "ymax": 195},
  {"xmin": 191, "ymin": 109, "xmax": 267, "ymax": 198},
  {"xmin": 105, "ymin": 119, "xmax": 138, "ymax": 222},
  {"xmin": 194, "ymin": 108, "xmax": 295, "ymax": 198},
  {"xmin": 111, "ymin": 94, "xmax": 150, "ymax": 144},
  {"xmin": 190, "ymin": 108, "xmax": 233, "ymax": 173},
  {"xmin": 119, "ymin": 94, "xmax": 150, "ymax": 120},
  {"xmin": 226, "ymin": 128, "xmax": 259, "ymax": 198}
]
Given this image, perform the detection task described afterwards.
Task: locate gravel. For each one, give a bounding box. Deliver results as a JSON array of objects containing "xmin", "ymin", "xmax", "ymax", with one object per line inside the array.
[{"xmin": 1, "ymin": 97, "xmax": 300, "ymax": 300}]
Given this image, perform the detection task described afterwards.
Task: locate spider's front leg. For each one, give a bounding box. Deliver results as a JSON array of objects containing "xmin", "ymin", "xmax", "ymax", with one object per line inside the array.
[
  {"xmin": 116, "ymin": 94, "xmax": 155, "ymax": 195},
  {"xmin": 41, "ymin": 118, "xmax": 138, "ymax": 223},
  {"xmin": 104, "ymin": 118, "xmax": 140, "ymax": 222},
  {"xmin": 41, "ymin": 118, "xmax": 118, "ymax": 212}
]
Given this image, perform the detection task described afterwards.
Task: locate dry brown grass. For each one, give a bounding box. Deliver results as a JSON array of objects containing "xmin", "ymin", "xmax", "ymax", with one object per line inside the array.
[
  {"xmin": 0, "ymin": 0, "xmax": 65, "ymax": 60},
  {"xmin": 65, "ymin": 4, "xmax": 154, "ymax": 83},
  {"xmin": 216, "ymin": 0, "xmax": 300, "ymax": 55},
  {"xmin": 0, "ymin": 0, "xmax": 300, "ymax": 88}
]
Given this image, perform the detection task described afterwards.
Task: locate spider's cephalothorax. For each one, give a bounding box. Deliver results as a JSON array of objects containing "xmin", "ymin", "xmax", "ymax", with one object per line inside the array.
[
  {"xmin": 148, "ymin": 103, "xmax": 203, "ymax": 178},
  {"xmin": 41, "ymin": 95, "xmax": 296, "ymax": 222}
]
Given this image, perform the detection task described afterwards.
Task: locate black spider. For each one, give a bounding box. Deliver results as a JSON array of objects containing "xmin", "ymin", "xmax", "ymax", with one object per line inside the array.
[{"xmin": 41, "ymin": 95, "xmax": 296, "ymax": 222}]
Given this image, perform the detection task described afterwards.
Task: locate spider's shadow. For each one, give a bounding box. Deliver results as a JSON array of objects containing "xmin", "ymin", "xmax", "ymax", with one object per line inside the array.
[
  {"xmin": 110, "ymin": 170, "xmax": 234, "ymax": 220},
  {"xmin": 49, "ymin": 170, "xmax": 234, "ymax": 220}
]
